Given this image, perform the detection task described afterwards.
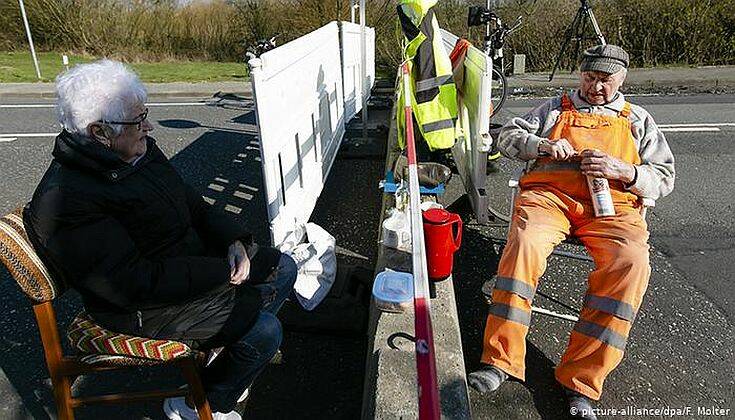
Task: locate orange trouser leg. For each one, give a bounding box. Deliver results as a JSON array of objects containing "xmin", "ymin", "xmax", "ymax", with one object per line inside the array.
[
  {"xmin": 556, "ymin": 207, "xmax": 651, "ymax": 400},
  {"xmin": 481, "ymin": 190, "xmax": 570, "ymax": 380}
]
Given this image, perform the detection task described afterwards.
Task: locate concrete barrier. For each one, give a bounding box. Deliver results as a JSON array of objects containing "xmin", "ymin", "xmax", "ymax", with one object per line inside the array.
[{"xmin": 362, "ymin": 103, "xmax": 472, "ymax": 419}]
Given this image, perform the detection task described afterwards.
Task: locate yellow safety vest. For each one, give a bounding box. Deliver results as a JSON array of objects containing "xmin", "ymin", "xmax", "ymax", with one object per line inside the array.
[{"xmin": 397, "ymin": 0, "xmax": 458, "ymax": 151}]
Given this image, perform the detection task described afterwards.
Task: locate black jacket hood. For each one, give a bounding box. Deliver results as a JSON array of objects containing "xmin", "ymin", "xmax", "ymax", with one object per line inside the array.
[{"xmin": 52, "ymin": 130, "xmax": 155, "ymax": 181}]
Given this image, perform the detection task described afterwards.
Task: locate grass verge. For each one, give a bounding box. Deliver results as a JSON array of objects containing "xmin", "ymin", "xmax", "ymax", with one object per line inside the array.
[{"xmin": 0, "ymin": 51, "xmax": 248, "ymax": 83}]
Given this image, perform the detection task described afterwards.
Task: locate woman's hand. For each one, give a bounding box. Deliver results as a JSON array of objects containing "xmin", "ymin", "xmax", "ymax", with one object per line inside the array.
[
  {"xmin": 228, "ymin": 240, "xmax": 251, "ymax": 285},
  {"xmin": 580, "ymin": 149, "xmax": 636, "ymax": 183}
]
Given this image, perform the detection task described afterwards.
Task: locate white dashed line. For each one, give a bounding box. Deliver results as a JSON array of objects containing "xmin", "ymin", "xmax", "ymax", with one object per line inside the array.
[
  {"xmin": 0, "ymin": 102, "xmax": 207, "ymax": 109},
  {"xmin": 658, "ymin": 123, "xmax": 733, "ymax": 133},
  {"xmin": 658, "ymin": 123, "xmax": 735, "ymax": 128},
  {"xmin": 0, "ymin": 104, "xmax": 54, "ymax": 108},
  {"xmin": 0, "ymin": 132, "xmax": 57, "ymax": 138},
  {"xmin": 660, "ymin": 127, "xmax": 721, "ymax": 132}
]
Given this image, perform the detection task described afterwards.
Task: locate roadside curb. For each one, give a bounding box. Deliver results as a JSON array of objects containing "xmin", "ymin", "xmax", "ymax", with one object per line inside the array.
[
  {"xmin": 0, "ymin": 82, "xmax": 253, "ymax": 100},
  {"xmin": 2, "ymin": 66, "xmax": 735, "ymax": 100},
  {"xmin": 505, "ymin": 65, "xmax": 735, "ymax": 96}
]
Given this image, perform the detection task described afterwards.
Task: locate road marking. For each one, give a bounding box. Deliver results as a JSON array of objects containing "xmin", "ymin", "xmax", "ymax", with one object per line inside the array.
[
  {"xmin": 0, "ymin": 132, "xmax": 57, "ymax": 138},
  {"xmin": 659, "ymin": 123, "xmax": 733, "ymax": 133},
  {"xmin": 148, "ymin": 102, "xmax": 207, "ymax": 107},
  {"xmin": 660, "ymin": 127, "xmax": 721, "ymax": 132},
  {"xmin": 659, "ymin": 123, "xmax": 735, "ymax": 127},
  {"xmin": 0, "ymin": 137, "xmax": 18, "ymax": 143},
  {"xmin": 0, "ymin": 104, "xmax": 54, "ymax": 108},
  {"xmin": 0, "ymin": 102, "xmax": 207, "ymax": 109}
]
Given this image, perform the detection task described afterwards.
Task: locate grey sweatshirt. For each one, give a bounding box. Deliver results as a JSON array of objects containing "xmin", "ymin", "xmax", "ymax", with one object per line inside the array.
[{"xmin": 498, "ymin": 90, "xmax": 675, "ymax": 200}]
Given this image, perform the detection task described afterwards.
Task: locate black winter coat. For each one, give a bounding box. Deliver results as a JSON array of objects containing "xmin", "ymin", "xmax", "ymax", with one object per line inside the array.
[{"xmin": 25, "ymin": 130, "xmax": 264, "ymax": 348}]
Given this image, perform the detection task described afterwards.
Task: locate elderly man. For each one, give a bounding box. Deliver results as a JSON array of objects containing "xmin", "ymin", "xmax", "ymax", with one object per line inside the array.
[
  {"xmin": 24, "ymin": 60, "xmax": 297, "ymax": 420},
  {"xmin": 468, "ymin": 45, "xmax": 675, "ymax": 418}
]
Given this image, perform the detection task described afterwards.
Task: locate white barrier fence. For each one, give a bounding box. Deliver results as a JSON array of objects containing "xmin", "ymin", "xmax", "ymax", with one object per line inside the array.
[
  {"xmin": 249, "ymin": 21, "xmax": 375, "ymax": 245},
  {"xmin": 341, "ymin": 22, "xmax": 375, "ymax": 123}
]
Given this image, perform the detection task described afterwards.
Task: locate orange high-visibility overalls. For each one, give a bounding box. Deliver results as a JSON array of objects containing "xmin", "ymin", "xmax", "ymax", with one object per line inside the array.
[{"xmin": 481, "ymin": 94, "xmax": 651, "ymax": 400}]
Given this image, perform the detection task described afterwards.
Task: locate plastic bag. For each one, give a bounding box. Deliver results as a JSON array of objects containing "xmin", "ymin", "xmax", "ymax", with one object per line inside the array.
[
  {"xmin": 281, "ymin": 223, "xmax": 337, "ymax": 311},
  {"xmin": 382, "ymin": 208, "xmax": 411, "ymax": 252}
]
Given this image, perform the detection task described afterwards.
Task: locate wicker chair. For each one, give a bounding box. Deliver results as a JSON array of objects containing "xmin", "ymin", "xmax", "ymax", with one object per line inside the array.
[{"xmin": 0, "ymin": 207, "xmax": 213, "ymax": 420}]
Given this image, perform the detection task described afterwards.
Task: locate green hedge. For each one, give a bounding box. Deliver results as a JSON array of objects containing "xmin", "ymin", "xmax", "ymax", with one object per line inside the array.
[{"xmin": 1, "ymin": 0, "xmax": 732, "ymax": 72}]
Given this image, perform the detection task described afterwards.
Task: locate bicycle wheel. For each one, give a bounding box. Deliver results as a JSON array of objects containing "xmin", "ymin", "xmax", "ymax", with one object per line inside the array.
[{"xmin": 490, "ymin": 66, "xmax": 507, "ymax": 118}]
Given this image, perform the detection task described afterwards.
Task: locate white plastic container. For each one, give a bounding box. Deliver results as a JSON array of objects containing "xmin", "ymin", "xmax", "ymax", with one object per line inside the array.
[
  {"xmin": 382, "ymin": 208, "xmax": 411, "ymax": 252},
  {"xmin": 420, "ymin": 201, "xmax": 443, "ymax": 211},
  {"xmin": 586, "ymin": 176, "xmax": 615, "ymax": 217},
  {"xmin": 372, "ymin": 269, "xmax": 414, "ymax": 313}
]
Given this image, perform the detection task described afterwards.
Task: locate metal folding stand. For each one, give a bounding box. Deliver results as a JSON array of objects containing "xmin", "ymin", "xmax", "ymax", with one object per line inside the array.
[{"xmin": 549, "ymin": 0, "xmax": 606, "ymax": 81}]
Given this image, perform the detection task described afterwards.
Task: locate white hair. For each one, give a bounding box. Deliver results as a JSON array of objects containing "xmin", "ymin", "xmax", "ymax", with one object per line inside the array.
[{"xmin": 55, "ymin": 59, "xmax": 147, "ymax": 135}]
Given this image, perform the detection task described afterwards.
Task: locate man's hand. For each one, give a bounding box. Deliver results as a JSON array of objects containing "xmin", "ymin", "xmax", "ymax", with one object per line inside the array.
[
  {"xmin": 580, "ymin": 149, "xmax": 636, "ymax": 183},
  {"xmin": 539, "ymin": 138, "xmax": 577, "ymax": 160},
  {"xmin": 228, "ymin": 240, "xmax": 251, "ymax": 285}
]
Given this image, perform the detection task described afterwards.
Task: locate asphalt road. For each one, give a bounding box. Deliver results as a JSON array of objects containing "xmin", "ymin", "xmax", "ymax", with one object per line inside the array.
[
  {"xmin": 0, "ymin": 92, "xmax": 733, "ymax": 418},
  {"xmin": 0, "ymin": 94, "xmax": 385, "ymax": 419}
]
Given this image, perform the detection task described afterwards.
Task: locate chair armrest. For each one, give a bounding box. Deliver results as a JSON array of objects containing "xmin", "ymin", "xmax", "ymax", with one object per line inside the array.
[
  {"xmin": 508, "ymin": 167, "xmax": 524, "ymax": 188},
  {"xmin": 639, "ymin": 197, "xmax": 655, "ymax": 220},
  {"xmin": 641, "ymin": 197, "xmax": 656, "ymax": 208}
]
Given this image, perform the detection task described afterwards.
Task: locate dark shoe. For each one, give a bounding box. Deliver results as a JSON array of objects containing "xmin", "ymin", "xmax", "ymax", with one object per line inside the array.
[
  {"xmin": 564, "ymin": 388, "xmax": 597, "ymax": 420},
  {"xmin": 467, "ymin": 364, "xmax": 509, "ymax": 394}
]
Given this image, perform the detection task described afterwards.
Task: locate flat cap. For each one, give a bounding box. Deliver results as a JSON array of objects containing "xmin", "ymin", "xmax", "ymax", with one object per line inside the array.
[{"xmin": 580, "ymin": 44, "xmax": 629, "ymax": 74}]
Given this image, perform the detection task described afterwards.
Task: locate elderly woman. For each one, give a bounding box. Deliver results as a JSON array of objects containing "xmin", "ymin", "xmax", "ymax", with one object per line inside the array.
[{"xmin": 24, "ymin": 60, "xmax": 297, "ymax": 420}]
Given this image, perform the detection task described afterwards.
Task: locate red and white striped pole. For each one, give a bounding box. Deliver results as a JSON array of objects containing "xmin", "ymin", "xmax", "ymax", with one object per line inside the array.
[{"xmin": 401, "ymin": 62, "xmax": 441, "ymax": 420}]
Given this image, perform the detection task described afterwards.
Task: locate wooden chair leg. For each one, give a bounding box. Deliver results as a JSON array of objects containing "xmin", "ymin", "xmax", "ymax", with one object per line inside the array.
[
  {"xmin": 51, "ymin": 374, "xmax": 75, "ymax": 420},
  {"xmin": 179, "ymin": 357, "xmax": 213, "ymax": 420}
]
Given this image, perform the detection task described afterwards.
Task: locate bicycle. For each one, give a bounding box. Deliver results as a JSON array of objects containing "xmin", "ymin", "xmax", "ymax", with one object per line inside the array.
[
  {"xmin": 469, "ymin": 6, "xmax": 522, "ymax": 118},
  {"xmin": 245, "ymin": 35, "xmax": 279, "ymax": 61}
]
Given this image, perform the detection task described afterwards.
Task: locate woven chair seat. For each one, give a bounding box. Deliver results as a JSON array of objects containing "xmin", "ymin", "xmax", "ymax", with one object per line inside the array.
[
  {"xmin": 67, "ymin": 311, "xmax": 194, "ymax": 365},
  {"xmin": 77, "ymin": 353, "xmax": 170, "ymax": 366}
]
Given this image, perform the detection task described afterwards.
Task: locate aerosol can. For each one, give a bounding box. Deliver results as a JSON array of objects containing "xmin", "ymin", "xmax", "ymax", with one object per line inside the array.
[{"xmin": 586, "ymin": 176, "xmax": 615, "ymax": 217}]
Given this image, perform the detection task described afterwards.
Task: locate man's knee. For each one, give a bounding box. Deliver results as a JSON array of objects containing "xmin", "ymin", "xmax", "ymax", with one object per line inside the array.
[
  {"xmin": 504, "ymin": 227, "xmax": 556, "ymax": 259},
  {"xmin": 608, "ymin": 241, "xmax": 649, "ymax": 272}
]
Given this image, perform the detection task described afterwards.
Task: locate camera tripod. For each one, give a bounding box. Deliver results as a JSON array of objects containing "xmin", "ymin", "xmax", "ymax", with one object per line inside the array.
[
  {"xmin": 548, "ymin": 0, "xmax": 606, "ymax": 81},
  {"xmin": 467, "ymin": 2, "xmax": 522, "ymax": 118}
]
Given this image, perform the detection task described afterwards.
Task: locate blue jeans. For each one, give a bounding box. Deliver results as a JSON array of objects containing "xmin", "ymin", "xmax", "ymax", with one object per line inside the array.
[{"xmin": 202, "ymin": 254, "xmax": 297, "ymax": 412}]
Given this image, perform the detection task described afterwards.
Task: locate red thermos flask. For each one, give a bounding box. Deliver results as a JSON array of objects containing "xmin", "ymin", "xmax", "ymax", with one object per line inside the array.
[{"xmin": 422, "ymin": 208, "xmax": 463, "ymax": 281}]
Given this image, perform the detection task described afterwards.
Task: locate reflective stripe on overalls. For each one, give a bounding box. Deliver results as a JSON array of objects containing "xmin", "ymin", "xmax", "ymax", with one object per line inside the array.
[
  {"xmin": 481, "ymin": 93, "xmax": 651, "ymax": 400},
  {"xmin": 397, "ymin": 0, "xmax": 458, "ymax": 151}
]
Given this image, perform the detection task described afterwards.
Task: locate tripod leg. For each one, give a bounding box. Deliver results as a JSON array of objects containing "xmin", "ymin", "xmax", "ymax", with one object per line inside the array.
[
  {"xmin": 586, "ymin": 8, "xmax": 606, "ymax": 45},
  {"xmin": 569, "ymin": 16, "xmax": 588, "ymax": 72},
  {"xmin": 549, "ymin": 8, "xmax": 584, "ymax": 81}
]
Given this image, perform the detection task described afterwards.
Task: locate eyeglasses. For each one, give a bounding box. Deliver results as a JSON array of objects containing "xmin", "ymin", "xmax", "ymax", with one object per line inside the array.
[{"xmin": 100, "ymin": 108, "xmax": 149, "ymax": 130}]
